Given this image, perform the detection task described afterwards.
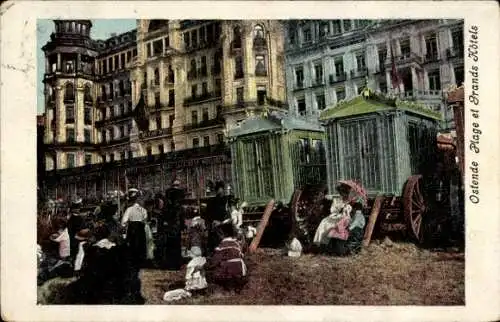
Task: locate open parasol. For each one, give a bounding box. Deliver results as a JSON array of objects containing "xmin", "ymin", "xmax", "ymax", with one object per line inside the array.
[{"xmin": 336, "ymin": 180, "xmax": 368, "ymax": 207}]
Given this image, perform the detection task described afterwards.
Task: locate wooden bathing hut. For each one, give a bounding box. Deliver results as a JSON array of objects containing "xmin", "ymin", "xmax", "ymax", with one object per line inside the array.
[
  {"xmin": 319, "ymin": 89, "xmax": 442, "ymax": 198},
  {"xmin": 227, "ymin": 112, "xmax": 326, "ymax": 206}
]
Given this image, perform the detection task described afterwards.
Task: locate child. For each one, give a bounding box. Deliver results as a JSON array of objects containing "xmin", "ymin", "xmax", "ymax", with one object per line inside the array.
[
  {"xmin": 50, "ymin": 218, "xmax": 71, "ymax": 260},
  {"xmin": 186, "ymin": 211, "xmax": 207, "ymax": 258},
  {"xmin": 206, "ymin": 223, "xmax": 247, "ymax": 293}
]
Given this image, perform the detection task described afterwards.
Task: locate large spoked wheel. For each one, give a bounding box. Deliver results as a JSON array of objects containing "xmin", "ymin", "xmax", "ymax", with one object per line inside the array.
[{"xmin": 403, "ymin": 175, "xmax": 427, "ymax": 243}]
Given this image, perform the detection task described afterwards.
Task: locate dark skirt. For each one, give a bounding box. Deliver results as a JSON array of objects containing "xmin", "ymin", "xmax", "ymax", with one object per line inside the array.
[{"xmin": 126, "ymin": 221, "xmax": 147, "ymax": 269}]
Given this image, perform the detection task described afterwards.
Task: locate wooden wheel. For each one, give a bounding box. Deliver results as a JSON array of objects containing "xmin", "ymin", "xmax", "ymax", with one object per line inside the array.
[{"xmin": 403, "ymin": 175, "xmax": 427, "ymax": 243}]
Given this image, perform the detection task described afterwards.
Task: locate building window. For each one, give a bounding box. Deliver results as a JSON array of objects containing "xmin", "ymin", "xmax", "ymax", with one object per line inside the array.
[
  {"xmin": 201, "ymin": 56, "xmax": 207, "ymax": 76},
  {"xmin": 84, "ymin": 85, "xmax": 92, "ymax": 102},
  {"xmin": 233, "ymin": 26, "xmax": 242, "ymax": 48},
  {"xmin": 191, "ymin": 84, "xmax": 197, "ymax": 98},
  {"xmin": 66, "ymin": 128, "xmax": 75, "ymax": 143},
  {"xmin": 169, "ymin": 114, "xmax": 175, "ymax": 127},
  {"xmin": 334, "ymin": 57, "xmax": 344, "ymax": 77},
  {"xmin": 215, "ymin": 78, "xmax": 222, "ymax": 97},
  {"xmin": 191, "ymin": 29, "xmax": 198, "ymax": 47},
  {"xmin": 454, "ymin": 66, "xmax": 464, "ymax": 86},
  {"xmin": 235, "ymin": 56, "xmax": 244, "ymax": 79},
  {"xmin": 425, "ymin": 33, "xmax": 439, "ymax": 60},
  {"xmin": 168, "ymin": 89, "xmax": 175, "ymax": 107},
  {"xmin": 184, "ymin": 32, "xmax": 190, "ymax": 48},
  {"xmin": 101, "ymin": 130, "xmax": 106, "ymax": 143},
  {"xmin": 213, "ymin": 50, "xmax": 222, "ymax": 75},
  {"xmin": 202, "ymin": 108, "xmax": 209, "ymax": 122},
  {"xmin": 192, "ymin": 138, "xmax": 200, "ymax": 148},
  {"xmin": 314, "ymin": 63, "xmax": 323, "ymax": 84},
  {"xmin": 236, "ymin": 87, "xmax": 244, "ymax": 105},
  {"xmin": 170, "ymin": 141, "xmax": 175, "ymax": 151},
  {"xmin": 400, "ymin": 38, "xmax": 411, "ymax": 57},
  {"xmin": 155, "ymin": 144, "xmax": 163, "ymax": 155},
  {"xmin": 336, "ymin": 87, "xmax": 346, "ymax": 101},
  {"xmin": 255, "ymin": 55, "xmax": 267, "ymax": 76},
  {"xmin": 316, "ymin": 93, "xmax": 326, "ymax": 110},
  {"xmin": 120, "ymin": 151, "xmax": 126, "ymax": 160},
  {"xmin": 332, "ymin": 20, "xmax": 341, "ymax": 34},
  {"xmin": 85, "ymin": 153, "xmax": 92, "ymax": 165},
  {"xmin": 156, "ymin": 115, "xmax": 162, "ymax": 129},
  {"xmin": 295, "ymin": 67, "xmax": 304, "ymax": 88},
  {"xmin": 109, "ymin": 82, "xmax": 114, "ymax": 99},
  {"xmin": 82, "ymin": 107, "xmax": 92, "ymax": 125},
  {"xmin": 302, "ymin": 27, "xmax": 312, "ymax": 44},
  {"xmin": 428, "ymin": 70, "xmax": 441, "ymax": 90},
  {"xmin": 155, "ymin": 92, "xmax": 161, "ymax": 108},
  {"xmin": 216, "ymin": 105, "xmax": 223, "ymax": 118},
  {"xmin": 189, "ymin": 59, "xmax": 197, "ymax": 79},
  {"xmin": 289, "ymin": 27, "xmax": 296, "ymax": 45},
  {"xmin": 217, "ymin": 133, "xmax": 224, "ymax": 144},
  {"xmin": 84, "ymin": 129, "xmax": 91, "ymax": 143},
  {"xmin": 153, "ymin": 39, "xmax": 163, "ymax": 56},
  {"xmin": 343, "ymin": 20, "xmax": 352, "ymax": 32},
  {"xmin": 451, "ymin": 28, "xmax": 464, "ymax": 56},
  {"xmin": 199, "ymin": 26, "xmax": 206, "ymax": 42},
  {"xmin": 257, "ymin": 88, "xmax": 267, "ymax": 106},
  {"xmin": 64, "ymin": 83, "xmax": 75, "ymax": 102},
  {"xmin": 379, "ymin": 81, "xmax": 388, "ymax": 93},
  {"xmin": 101, "ymin": 85, "xmax": 107, "ymax": 100},
  {"xmin": 66, "ymin": 106, "xmax": 75, "ymax": 123},
  {"xmin": 154, "ymin": 68, "xmax": 160, "ymax": 85},
  {"xmin": 146, "ymin": 147, "xmax": 152, "ymax": 156},
  {"xmin": 66, "ymin": 153, "xmax": 76, "ymax": 168},
  {"xmin": 110, "ymin": 153, "xmax": 115, "ymax": 162},
  {"xmin": 356, "ymin": 52, "xmax": 366, "ymax": 70},
  {"xmin": 167, "ymin": 65, "xmax": 175, "ymax": 83},
  {"xmin": 378, "ymin": 45, "xmax": 387, "ymax": 71},
  {"xmin": 147, "ymin": 44, "xmax": 152, "ymax": 58},
  {"xmin": 319, "ymin": 21, "xmax": 329, "ymax": 39},
  {"xmin": 202, "ymin": 82, "xmax": 208, "ymax": 96},
  {"xmin": 118, "ymin": 80, "xmax": 124, "ymax": 96},
  {"xmin": 297, "ymin": 98, "xmax": 306, "ymax": 114},
  {"xmin": 203, "ymin": 136, "xmax": 210, "ymax": 147},
  {"xmin": 191, "ymin": 111, "xmax": 198, "ymax": 124}
]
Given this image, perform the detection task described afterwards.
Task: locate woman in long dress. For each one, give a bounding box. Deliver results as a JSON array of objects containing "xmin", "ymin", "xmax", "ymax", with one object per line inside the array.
[{"xmin": 121, "ymin": 188, "xmax": 148, "ymax": 269}]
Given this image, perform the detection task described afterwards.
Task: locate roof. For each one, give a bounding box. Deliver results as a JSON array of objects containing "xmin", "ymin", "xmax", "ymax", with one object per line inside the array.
[
  {"xmin": 319, "ymin": 89, "xmax": 442, "ymax": 122},
  {"xmin": 228, "ymin": 112, "xmax": 324, "ymax": 138}
]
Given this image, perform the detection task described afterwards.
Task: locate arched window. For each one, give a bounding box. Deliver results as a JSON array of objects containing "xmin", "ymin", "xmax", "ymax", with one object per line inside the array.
[
  {"xmin": 254, "ymin": 25, "xmax": 265, "ymax": 39},
  {"xmin": 233, "ymin": 26, "xmax": 242, "ymax": 49},
  {"xmin": 64, "ymin": 83, "xmax": 74, "ymax": 101},
  {"xmin": 154, "ymin": 68, "xmax": 160, "ymax": 85},
  {"xmin": 253, "ymin": 24, "xmax": 267, "ymax": 49},
  {"xmin": 84, "ymin": 84, "xmax": 92, "ymax": 102}
]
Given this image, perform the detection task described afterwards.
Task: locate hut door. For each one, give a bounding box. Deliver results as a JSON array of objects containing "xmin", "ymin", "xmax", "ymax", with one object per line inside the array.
[
  {"xmin": 243, "ymin": 137, "xmax": 274, "ymax": 201},
  {"xmin": 340, "ymin": 119, "xmax": 380, "ymax": 191}
]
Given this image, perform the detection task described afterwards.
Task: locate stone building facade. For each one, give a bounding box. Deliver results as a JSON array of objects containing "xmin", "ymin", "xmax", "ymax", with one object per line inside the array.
[
  {"xmin": 284, "ymin": 19, "xmax": 464, "ymax": 131},
  {"xmin": 41, "ymin": 19, "xmax": 287, "ymax": 200}
]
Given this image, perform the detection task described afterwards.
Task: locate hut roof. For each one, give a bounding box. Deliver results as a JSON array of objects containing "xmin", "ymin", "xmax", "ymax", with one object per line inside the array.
[
  {"xmin": 319, "ymin": 89, "xmax": 442, "ymax": 121},
  {"xmin": 228, "ymin": 112, "xmax": 324, "ymax": 138}
]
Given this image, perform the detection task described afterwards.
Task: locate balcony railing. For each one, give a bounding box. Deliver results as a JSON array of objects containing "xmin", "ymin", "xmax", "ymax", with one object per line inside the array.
[
  {"xmin": 183, "ymin": 117, "xmax": 224, "ymax": 132},
  {"xmin": 394, "ymin": 52, "xmax": 424, "ymax": 66},
  {"xmin": 184, "ymin": 92, "xmax": 220, "ymax": 106},
  {"xmin": 400, "ymin": 89, "xmax": 442, "ymax": 100},
  {"xmin": 139, "ymin": 127, "xmax": 173, "ymax": 139}
]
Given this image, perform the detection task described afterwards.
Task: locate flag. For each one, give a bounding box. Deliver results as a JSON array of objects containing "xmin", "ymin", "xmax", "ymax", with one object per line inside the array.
[
  {"xmin": 390, "ymin": 40, "xmax": 402, "ymax": 91},
  {"xmin": 134, "ymin": 93, "xmax": 149, "ymax": 132}
]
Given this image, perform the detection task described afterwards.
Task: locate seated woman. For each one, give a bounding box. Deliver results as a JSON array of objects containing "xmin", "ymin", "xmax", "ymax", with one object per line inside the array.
[{"xmin": 206, "ymin": 223, "xmax": 248, "ymax": 293}]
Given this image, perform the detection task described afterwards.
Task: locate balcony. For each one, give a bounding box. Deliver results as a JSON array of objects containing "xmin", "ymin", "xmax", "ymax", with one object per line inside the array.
[
  {"xmin": 311, "ymin": 78, "xmax": 325, "ymax": 88},
  {"xmin": 183, "ymin": 117, "xmax": 224, "ymax": 132},
  {"xmin": 294, "ymin": 82, "xmax": 305, "ymax": 91},
  {"xmin": 183, "ymin": 92, "xmax": 220, "ymax": 106},
  {"xmin": 329, "ymin": 73, "xmax": 347, "ymax": 84},
  {"xmin": 139, "ymin": 127, "xmax": 172, "ymax": 140},
  {"xmin": 350, "ymin": 68, "xmax": 368, "ymax": 79},
  {"xmin": 391, "ymin": 52, "xmax": 424, "ymax": 67}
]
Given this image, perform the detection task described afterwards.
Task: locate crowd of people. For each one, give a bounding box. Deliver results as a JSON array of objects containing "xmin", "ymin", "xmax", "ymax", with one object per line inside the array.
[{"xmin": 37, "ymin": 180, "xmax": 251, "ymax": 304}]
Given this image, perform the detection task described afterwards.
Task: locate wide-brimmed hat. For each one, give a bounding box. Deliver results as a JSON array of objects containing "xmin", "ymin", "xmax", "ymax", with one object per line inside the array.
[
  {"xmin": 75, "ymin": 228, "xmax": 91, "ymax": 241},
  {"xmin": 128, "ymin": 188, "xmax": 140, "ymax": 199}
]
